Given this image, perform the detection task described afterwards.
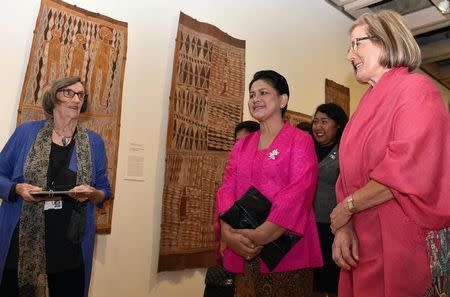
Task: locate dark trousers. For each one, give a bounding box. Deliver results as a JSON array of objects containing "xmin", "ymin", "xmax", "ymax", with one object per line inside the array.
[
  {"xmin": 0, "ymin": 265, "xmax": 85, "ymax": 297},
  {"xmin": 0, "ymin": 269, "xmax": 19, "ymax": 296},
  {"xmin": 313, "ymin": 222, "xmax": 339, "ymax": 294}
]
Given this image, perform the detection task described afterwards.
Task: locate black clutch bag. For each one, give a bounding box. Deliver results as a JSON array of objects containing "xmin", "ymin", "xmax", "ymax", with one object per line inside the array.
[
  {"xmin": 219, "ymin": 186, "xmax": 301, "ymax": 271},
  {"xmin": 203, "ymin": 265, "xmax": 234, "ymax": 297}
]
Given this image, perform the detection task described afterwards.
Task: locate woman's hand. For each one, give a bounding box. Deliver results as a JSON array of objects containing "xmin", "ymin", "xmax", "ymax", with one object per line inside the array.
[
  {"xmin": 234, "ymin": 228, "xmax": 255, "ymax": 242},
  {"xmin": 15, "ymin": 183, "xmax": 43, "ymax": 202},
  {"xmin": 221, "ymin": 221, "xmax": 262, "ymax": 260},
  {"xmin": 69, "ymin": 184, "xmax": 105, "ymax": 204},
  {"xmin": 332, "ymin": 222, "xmax": 359, "ymax": 270},
  {"xmin": 220, "ymin": 239, "xmax": 227, "ymax": 257},
  {"xmin": 234, "ymin": 221, "xmax": 286, "ymax": 246},
  {"xmin": 330, "ymin": 200, "xmax": 352, "ymax": 233}
]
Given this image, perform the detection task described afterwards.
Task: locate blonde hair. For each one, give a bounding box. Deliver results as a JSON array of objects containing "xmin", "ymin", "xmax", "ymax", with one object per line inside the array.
[{"xmin": 350, "ymin": 10, "xmax": 421, "ymax": 71}]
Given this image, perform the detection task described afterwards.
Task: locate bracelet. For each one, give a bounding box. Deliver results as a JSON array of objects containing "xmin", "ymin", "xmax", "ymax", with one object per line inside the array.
[{"xmin": 346, "ymin": 195, "xmax": 357, "ymax": 213}]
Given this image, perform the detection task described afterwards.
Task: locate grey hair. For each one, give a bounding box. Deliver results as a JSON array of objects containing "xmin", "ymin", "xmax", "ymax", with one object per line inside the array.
[{"xmin": 42, "ymin": 76, "xmax": 88, "ymax": 116}]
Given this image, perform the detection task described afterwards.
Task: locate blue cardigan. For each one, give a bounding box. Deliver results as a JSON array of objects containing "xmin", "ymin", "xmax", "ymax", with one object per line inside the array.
[{"xmin": 0, "ymin": 120, "xmax": 112, "ymax": 297}]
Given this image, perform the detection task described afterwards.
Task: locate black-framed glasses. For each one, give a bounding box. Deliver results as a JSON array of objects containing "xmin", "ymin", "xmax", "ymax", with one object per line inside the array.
[
  {"xmin": 59, "ymin": 88, "xmax": 86, "ymax": 100},
  {"xmin": 348, "ymin": 36, "xmax": 379, "ymax": 53}
]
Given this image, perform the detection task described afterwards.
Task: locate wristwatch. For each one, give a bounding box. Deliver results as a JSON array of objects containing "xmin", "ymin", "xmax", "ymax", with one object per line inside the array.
[{"xmin": 346, "ymin": 195, "xmax": 357, "ymax": 213}]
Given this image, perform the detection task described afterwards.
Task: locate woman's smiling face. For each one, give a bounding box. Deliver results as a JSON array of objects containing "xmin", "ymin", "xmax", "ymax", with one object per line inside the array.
[
  {"xmin": 346, "ymin": 25, "xmax": 388, "ymax": 86},
  {"xmin": 312, "ymin": 111, "xmax": 338, "ymax": 146},
  {"xmin": 248, "ymin": 79, "xmax": 286, "ymax": 123}
]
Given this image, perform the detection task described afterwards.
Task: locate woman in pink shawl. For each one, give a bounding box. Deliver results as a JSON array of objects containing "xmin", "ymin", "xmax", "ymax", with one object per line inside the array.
[{"xmin": 329, "ymin": 10, "xmax": 450, "ymax": 297}]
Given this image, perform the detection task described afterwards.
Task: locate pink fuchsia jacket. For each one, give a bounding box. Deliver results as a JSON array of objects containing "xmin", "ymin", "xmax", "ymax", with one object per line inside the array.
[{"xmin": 216, "ymin": 122, "xmax": 323, "ymax": 273}]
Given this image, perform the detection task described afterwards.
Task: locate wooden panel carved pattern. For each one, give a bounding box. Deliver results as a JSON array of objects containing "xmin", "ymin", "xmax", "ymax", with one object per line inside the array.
[
  {"xmin": 284, "ymin": 110, "xmax": 312, "ymax": 127},
  {"xmin": 16, "ymin": 0, "xmax": 128, "ymax": 233},
  {"xmin": 158, "ymin": 12, "xmax": 245, "ymax": 271},
  {"xmin": 325, "ymin": 79, "xmax": 350, "ymax": 117}
]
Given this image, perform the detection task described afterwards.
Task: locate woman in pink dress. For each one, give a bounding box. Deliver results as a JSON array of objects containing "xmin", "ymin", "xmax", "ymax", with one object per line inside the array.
[
  {"xmin": 329, "ymin": 10, "xmax": 450, "ymax": 297},
  {"xmin": 216, "ymin": 70, "xmax": 322, "ymax": 296}
]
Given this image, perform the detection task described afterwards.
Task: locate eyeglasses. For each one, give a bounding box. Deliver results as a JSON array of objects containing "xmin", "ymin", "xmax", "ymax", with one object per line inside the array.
[
  {"xmin": 348, "ymin": 36, "xmax": 379, "ymax": 53},
  {"xmin": 59, "ymin": 88, "xmax": 86, "ymax": 100}
]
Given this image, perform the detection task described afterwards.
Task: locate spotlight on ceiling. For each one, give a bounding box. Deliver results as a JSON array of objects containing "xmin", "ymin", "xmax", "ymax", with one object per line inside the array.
[{"xmin": 437, "ymin": 0, "xmax": 450, "ymax": 14}]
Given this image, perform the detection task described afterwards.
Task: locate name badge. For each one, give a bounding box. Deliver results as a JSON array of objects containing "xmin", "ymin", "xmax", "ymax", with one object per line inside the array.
[{"xmin": 44, "ymin": 199, "xmax": 63, "ymax": 210}]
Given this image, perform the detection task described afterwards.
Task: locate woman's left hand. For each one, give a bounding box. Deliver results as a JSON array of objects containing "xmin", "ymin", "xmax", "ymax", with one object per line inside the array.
[
  {"xmin": 233, "ymin": 221, "xmax": 286, "ymax": 246},
  {"xmin": 233, "ymin": 229, "xmax": 255, "ymax": 242},
  {"xmin": 332, "ymin": 222, "xmax": 359, "ymax": 270},
  {"xmin": 220, "ymin": 239, "xmax": 227, "ymax": 257},
  {"xmin": 330, "ymin": 201, "xmax": 352, "ymax": 233},
  {"xmin": 69, "ymin": 184, "xmax": 104, "ymax": 204},
  {"xmin": 232, "ymin": 228, "xmax": 263, "ymax": 260}
]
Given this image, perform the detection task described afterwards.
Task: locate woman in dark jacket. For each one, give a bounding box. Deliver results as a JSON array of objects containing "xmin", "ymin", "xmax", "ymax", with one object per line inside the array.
[{"xmin": 310, "ymin": 103, "xmax": 348, "ymax": 297}]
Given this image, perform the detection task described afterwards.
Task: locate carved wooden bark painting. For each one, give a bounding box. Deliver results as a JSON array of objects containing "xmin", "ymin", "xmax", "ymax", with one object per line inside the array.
[
  {"xmin": 284, "ymin": 110, "xmax": 312, "ymax": 127},
  {"xmin": 325, "ymin": 79, "xmax": 350, "ymax": 117},
  {"xmin": 158, "ymin": 12, "xmax": 245, "ymax": 271}
]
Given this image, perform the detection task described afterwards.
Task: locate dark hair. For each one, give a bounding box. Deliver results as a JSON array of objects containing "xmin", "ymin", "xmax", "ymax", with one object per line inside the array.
[
  {"xmin": 313, "ymin": 103, "xmax": 348, "ymax": 143},
  {"xmin": 42, "ymin": 76, "xmax": 88, "ymax": 116},
  {"xmin": 234, "ymin": 120, "xmax": 260, "ymax": 139},
  {"xmin": 296, "ymin": 121, "xmax": 312, "ymax": 132},
  {"xmin": 249, "ymin": 70, "xmax": 289, "ymax": 116}
]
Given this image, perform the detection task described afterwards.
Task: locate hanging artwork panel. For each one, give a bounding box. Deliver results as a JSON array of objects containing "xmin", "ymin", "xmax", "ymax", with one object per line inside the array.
[
  {"xmin": 17, "ymin": 0, "xmax": 128, "ymax": 233},
  {"xmin": 284, "ymin": 110, "xmax": 312, "ymax": 127},
  {"xmin": 325, "ymin": 78, "xmax": 350, "ymax": 117},
  {"xmin": 158, "ymin": 12, "xmax": 245, "ymax": 271}
]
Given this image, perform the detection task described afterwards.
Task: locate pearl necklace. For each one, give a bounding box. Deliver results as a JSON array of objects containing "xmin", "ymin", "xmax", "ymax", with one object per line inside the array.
[{"xmin": 53, "ymin": 129, "xmax": 73, "ymax": 146}]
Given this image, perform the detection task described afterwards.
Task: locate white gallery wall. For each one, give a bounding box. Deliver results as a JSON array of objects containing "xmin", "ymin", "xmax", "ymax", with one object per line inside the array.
[{"xmin": 0, "ymin": 1, "xmax": 448, "ymax": 296}]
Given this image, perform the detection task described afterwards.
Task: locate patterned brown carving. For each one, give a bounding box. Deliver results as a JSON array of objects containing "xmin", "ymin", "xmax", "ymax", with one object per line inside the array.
[
  {"xmin": 325, "ymin": 79, "xmax": 350, "ymax": 117},
  {"xmin": 158, "ymin": 12, "xmax": 245, "ymax": 271},
  {"xmin": 284, "ymin": 110, "xmax": 312, "ymax": 127},
  {"xmin": 16, "ymin": 0, "xmax": 128, "ymax": 233}
]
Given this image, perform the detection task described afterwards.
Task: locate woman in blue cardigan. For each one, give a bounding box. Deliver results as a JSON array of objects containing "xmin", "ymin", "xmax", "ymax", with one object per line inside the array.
[{"xmin": 0, "ymin": 76, "xmax": 111, "ymax": 297}]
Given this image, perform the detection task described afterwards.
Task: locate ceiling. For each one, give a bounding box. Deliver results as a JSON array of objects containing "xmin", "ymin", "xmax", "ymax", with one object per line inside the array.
[{"xmin": 325, "ymin": 0, "xmax": 450, "ymax": 89}]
